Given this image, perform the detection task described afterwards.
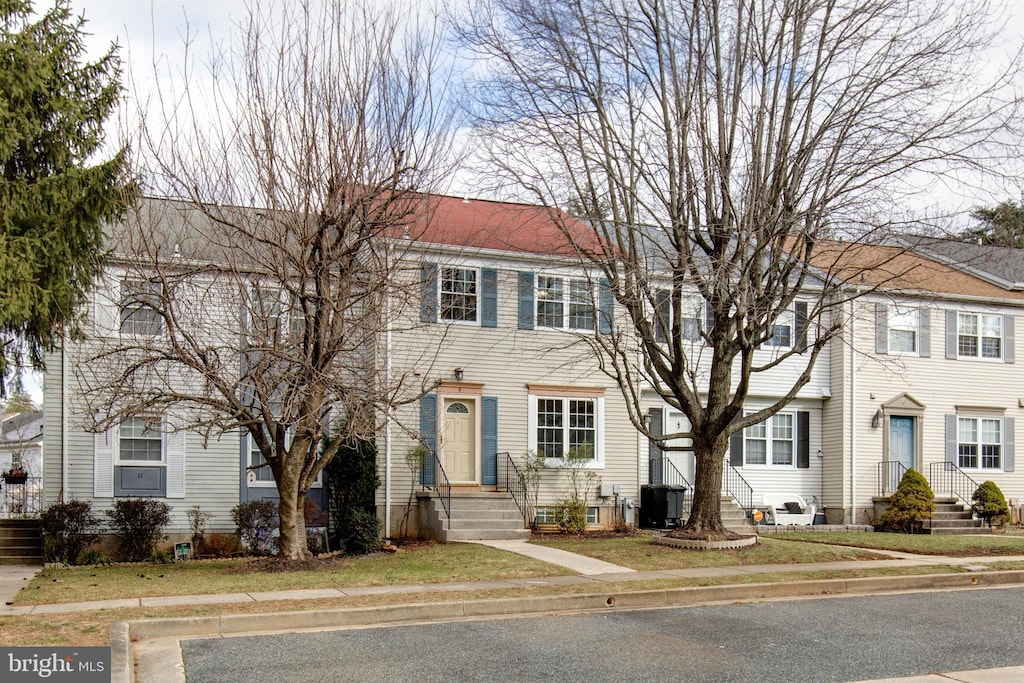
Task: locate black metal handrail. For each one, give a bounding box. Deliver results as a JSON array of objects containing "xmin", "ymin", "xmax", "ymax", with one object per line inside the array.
[
  {"xmin": 721, "ymin": 458, "xmax": 755, "ymax": 516},
  {"xmin": 498, "ymin": 452, "xmax": 530, "ymax": 526},
  {"xmin": 877, "ymin": 461, "xmax": 908, "ymax": 497},
  {"xmin": 929, "ymin": 461, "xmax": 981, "ymax": 508},
  {"xmin": 0, "ymin": 476, "xmax": 42, "ymax": 519},
  {"xmin": 419, "ymin": 452, "xmax": 451, "ymax": 523}
]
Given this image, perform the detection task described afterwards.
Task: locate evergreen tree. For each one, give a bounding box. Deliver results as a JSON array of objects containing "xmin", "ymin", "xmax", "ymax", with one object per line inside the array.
[
  {"xmin": 0, "ymin": 0, "xmax": 134, "ymax": 395},
  {"xmin": 963, "ymin": 200, "xmax": 1024, "ymax": 248}
]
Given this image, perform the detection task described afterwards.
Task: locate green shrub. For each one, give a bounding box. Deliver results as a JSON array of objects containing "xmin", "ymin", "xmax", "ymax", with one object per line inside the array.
[
  {"xmin": 40, "ymin": 500, "xmax": 100, "ymax": 564},
  {"xmin": 972, "ymin": 480, "xmax": 1010, "ymax": 527},
  {"xmin": 149, "ymin": 550, "xmax": 173, "ymax": 564},
  {"xmin": 79, "ymin": 549, "xmax": 113, "ymax": 566},
  {"xmin": 878, "ymin": 468, "xmax": 935, "ymax": 534},
  {"xmin": 555, "ymin": 497, "xmax": 588, "ymax": 535},
  {"xmin": 326, "ymin": 436, "xmax": 381, "ymax": 552},
  {"xmin": 231, "ymin": 500, "xmax": 277, "ymax": 555},
  {"xmin": 340, "ymin": 508, "xmax": 382, "ymax": 555},
  {"xmin": 105, "ymin": 499, "xmax": 172, "ymax": 562}
]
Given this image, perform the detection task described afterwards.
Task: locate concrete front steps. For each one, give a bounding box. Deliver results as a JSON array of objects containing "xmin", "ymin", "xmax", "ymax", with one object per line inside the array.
[
  {"xmin": 925, "ymin": 498, "xmax": 989, "ymax": 535},
  {"xmin": 420, "ymin": 491, "xmax": 531, "ymax": 542},
  {"xmin": 721, "ymin": 496, "xmax": 757, "ymax": 535},
  {"xmin": 0, "ymin": 519, "xmax": 43, "ymax": 565}
]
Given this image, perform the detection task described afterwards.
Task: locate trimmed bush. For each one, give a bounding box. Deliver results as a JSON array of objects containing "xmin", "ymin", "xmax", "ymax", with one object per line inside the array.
[
  {"xmin": 231, "ymin": 500, "xmax": 277, "ymax": 555},
  {"xmin": 326, "ymin": 436, "xmax": 381, "ymax": 554},
  {"xmin": 106, "ymin": 499, "xmax": 172, "ymax": 562},
  {"xmin": 972, "ymin": 480, "xmax": 1010, "ymax": 527},
  {"xmin": 197, "ymin": 532, "xmax": 240, "ymax": 558},
  {"xmin": 40, "ymin": 500, "xmax": 100, "ymax": 564},
  {"xmin": 878, "ymin": 468, "xmax": 935, "ymax": 534},
  {"xmin": 555, "ymin": 497, "xmax": 588, "ymax": 535},
  {"xmin": 342, "ymin": 509, "xmax": 382, "ymax": 555}
]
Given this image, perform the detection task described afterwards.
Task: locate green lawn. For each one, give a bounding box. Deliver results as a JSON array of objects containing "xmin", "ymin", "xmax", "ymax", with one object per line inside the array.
[
  {"xmin": 530, "ymin": 534, "xmax": 883, "ymax": 570},
  {"xmin": 19, "ymin": 542, "xmax": 560, "ymax": 605},
  {"xmin": 778, "ymin": 531, "xmax": 1024, "ymax": 556}
]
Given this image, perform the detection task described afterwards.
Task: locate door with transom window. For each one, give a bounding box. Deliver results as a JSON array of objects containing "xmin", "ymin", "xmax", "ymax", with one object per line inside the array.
[{"xmin": 443, "ymin": 399, "xmax": 477, "ymax": 483}]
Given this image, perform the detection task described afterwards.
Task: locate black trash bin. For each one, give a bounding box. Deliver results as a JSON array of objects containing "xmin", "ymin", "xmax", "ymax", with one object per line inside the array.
[{"xmin": 640, "ymin": 484, "xmax": 686, "ymax": 528}]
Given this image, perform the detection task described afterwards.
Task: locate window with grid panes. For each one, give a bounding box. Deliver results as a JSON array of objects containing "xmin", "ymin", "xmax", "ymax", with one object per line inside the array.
[{"xmin": 439, "ymin": 267, "xmax": 478, "ymax": 322}]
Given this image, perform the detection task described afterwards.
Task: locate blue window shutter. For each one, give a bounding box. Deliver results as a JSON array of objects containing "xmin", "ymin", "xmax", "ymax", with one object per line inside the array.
[
  {"xmin": 420, "ymin": 263, "xmax": 438, "ymax": 323},
  {"xmin": 729, "ymin": 430, "xmax": 743, "ymax": 467},
  {"xmin": 945, "ymin": 310, "xmax": 958, "ymax": 359},
  {"xmin": 482, "ymin": 396, "xmax": 498, "ymax": 485},
  {"xmin": 945, "ymin": 414, "xmax": 957, "ymax": 464},
  {"xmin": 598, "ymin": 278, "xmax": 614, "ymax": 334},
  {"xmin": 654, "ymin": 290, "xmax": 670, "ymax": 343},
  {"xmin": 648, "ymin": 408, "xmax": 663, "ymax": 485},
  {"xmin": 797, "ymin": 411, "xmax": 810, "ymax": 468},
  {"xmin": 1005, "ymin": 315, "xmax": 1015, "ymax": 363},
  {"xmin": 419, "ymin": 394, "xmax": 437, "ymax": 485},
  {"xmin": 795, "ymin": 302, "xmax": 808, "ymax": 353},
  {"xmin": 518, "ymin": 272, "xmax": 534, "ymax": 330},
  {"xmin": 875, "ymin": 303, "xmax": 888, "ymax": 354},
  {"xmin": 1004, "ymin": 417, "xmax": 1015, "ymax": 472},
  {"xmin": 704, "ymin": 301, "xmax": 715, "ymax": 338},
  {"xmin": 918, "ymin": 307, "xmax": 931, "ymax": 357},
  {"xmin": 481, "ymin": 269, "xmax": 498, "ymax": 328}
]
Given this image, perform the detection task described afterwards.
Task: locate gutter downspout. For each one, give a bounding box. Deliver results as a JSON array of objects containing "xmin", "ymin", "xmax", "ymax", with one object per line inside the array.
[
  {"xmin": 384, "ymin": 286, "xmax": 393, "ymax": 540},
  {"xmin": 850, "ymin": 295, "xmax": 858, "ymax": 525},
  {"xmin": 61, "ymin": 342, "xmax": 68, "ymax": 503}
]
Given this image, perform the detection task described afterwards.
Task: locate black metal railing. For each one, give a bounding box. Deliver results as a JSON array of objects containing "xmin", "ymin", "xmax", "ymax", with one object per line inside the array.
[
  {"xmin": 498, "ymin": 452, "xmax": 531, "ymax": 526},
  {"xmin": 0, "ymin": 476, "xmax": 43, "ymax": 519},
  {"xmin": 419, "ymin": 451, "xmax": 451, "ymax": 523},
  {"xmin": 929, "ymin": 461, "xmax": 981, "ymax": 507},
  {"xmin": 876, "ymin": 461, "xmax": 908, "ymax": 497},
  {"xmin": 721, "ymin": 459, "xmax": 755, "ymax": 516}
]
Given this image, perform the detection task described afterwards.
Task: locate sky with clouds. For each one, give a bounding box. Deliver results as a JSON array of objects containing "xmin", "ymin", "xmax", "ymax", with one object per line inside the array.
[{"xmin": 14, "ymin": 0, "xmax": 1023, "ymax": 404}]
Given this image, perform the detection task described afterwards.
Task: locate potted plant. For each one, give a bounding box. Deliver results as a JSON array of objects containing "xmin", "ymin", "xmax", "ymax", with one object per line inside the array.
[{"xmin": 3, "ymin": 465, "xmax": 27, "ymax": 484}]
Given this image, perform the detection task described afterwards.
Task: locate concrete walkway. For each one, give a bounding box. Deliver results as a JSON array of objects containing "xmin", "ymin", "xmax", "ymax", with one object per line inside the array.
[
  {"xmin": 466, "ymin": 539, "xmax": 636, "ymax": 574},
  {"xmin": 0, "ymin": 564, "xmax": 40, "ymax": 607}
]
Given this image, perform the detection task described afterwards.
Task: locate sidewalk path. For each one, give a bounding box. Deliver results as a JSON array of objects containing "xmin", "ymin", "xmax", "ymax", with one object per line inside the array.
[
  {"xmin": 0, "ymin": 564, "xmax": 40, "ymax": 608},
  {"xmin": 466, "ymin": 539, "xmax": 636, "ymax": 574},
  {"xmin": 5, "ymin": 547, "xmax": 1024, "ymax": 616}
]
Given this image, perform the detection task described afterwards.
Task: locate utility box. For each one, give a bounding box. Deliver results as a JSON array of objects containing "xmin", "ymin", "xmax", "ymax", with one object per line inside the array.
[{"xmin": 640, "ymin": 484, "xmax": 685, "ymax": 528}]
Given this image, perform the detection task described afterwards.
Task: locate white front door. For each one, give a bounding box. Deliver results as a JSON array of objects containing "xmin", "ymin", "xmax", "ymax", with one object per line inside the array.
[{"xmin": 443, "ymin": 399, "xmax": 477, "ymax": 483}]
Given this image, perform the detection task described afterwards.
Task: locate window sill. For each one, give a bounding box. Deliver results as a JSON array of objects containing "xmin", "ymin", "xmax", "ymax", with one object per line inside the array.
[{"xmin": 543, "ymin": 457, "xmax": 603, "ymax": 470}]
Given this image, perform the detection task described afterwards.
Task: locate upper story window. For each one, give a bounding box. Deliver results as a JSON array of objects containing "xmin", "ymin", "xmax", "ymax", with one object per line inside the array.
[
  {"xmin": 763, "ymin": 309, "xmax": 793, "ymax": 348},
  {"xmin": 537, "ymin": 276, "xmax": 594, "ymax": 331},
  {"xmin": 743, "ymin": 412, "xmax": 794, "ymax": 466},
  {"xmin": 889, "ymin": 305, "xmax": 919, "ymax": 354},
  {"xmin": 440, "ymin": 267, "xmax": 478, "ymax": 323},
  {"xmin": 957, "ymin": 416, "xmax": 1002, "ymax": 470},
  {"xmin": 119, "ymin": 417, "xmax": 163, "ymax": 462},
  {"xmin": 958, "ymin": 313, "xmax": 1002, "ymax": 359},
  {"xmin": 654, "ymin": 291, "xmax": 704, "ymax": 343},
  {"xmin": 120, "ymin": 280, "xmax": 163, "ymax": 336}
]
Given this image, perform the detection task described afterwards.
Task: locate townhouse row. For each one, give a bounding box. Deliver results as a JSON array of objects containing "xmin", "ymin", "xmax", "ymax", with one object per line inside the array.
[{"xmin": 41, "ymin": 195, "xmax": 1024, "ymax": 537}]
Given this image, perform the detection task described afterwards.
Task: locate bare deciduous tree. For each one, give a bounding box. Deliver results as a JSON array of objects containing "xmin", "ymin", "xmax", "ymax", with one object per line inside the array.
[
  {"xmin": 75, "ymin": 0, "xmax": 457, "ymax": 559},
  {"xmin": 460, "ymin": 0, "xmax": 1022, "ymax": 538}
]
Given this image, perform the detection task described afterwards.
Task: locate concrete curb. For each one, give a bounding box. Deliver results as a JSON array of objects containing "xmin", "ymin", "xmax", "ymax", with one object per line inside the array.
[{"xmin": 119, "ymin": 569, "xmax": 1024, "ymax": 673}]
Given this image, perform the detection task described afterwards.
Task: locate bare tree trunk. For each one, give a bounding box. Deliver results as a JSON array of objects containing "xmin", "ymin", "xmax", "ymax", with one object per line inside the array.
[
  {"xmin": 277, "ymin": 480, "xmax": 309, "ymax": 560},
  {"xmin": 671, "ymin": 434, "xmax": 730, "ymax": 539}
]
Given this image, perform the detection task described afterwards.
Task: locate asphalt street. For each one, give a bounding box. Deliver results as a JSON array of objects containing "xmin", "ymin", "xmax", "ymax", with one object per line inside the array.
[{"xmin": 181, "ymin": 586, "xmax": 1024, "ymax": 682}]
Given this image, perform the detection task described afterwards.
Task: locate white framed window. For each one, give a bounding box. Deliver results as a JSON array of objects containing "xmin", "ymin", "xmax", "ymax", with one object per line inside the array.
[
  {"xmin": 958, "ymin": 313, "xmax": 1002, "ymax": 359},
  {"xmin": 528, "ymin": 394, "xmax": 604, "ymax": 466},
  {"xmin": 744, "ymin": 412, "xmax": 794, "ymax": 467},
  {"xmin": 957, "ymin": 417, "xmax": 1002, "ymax": 470},
  {"xmin": 534, "ymin": 506, "xmax": 599, "ymax": 525},
  {"xmin": 118, "ymin": 417, "xmax": 163, "ymax": 463},
  {"xmin": 119, "ymin": 280, "xmax": 163, "ymax": 336},
  {"xmin": 536, "ymin": 275, "xmax": 594, "ymax": 331},
  {"xmin": 889, "ymin": 305, "xmax": 919, "ymax": 354},
  {"xmin": 763, "ymin": 309, "xmax": 793, "ymax": 348},
  {"xmin": 439, "ymin": 267, "xmax": 478, "ymax": 323},
  {"xmin": 247, "ymin": 429, "xmax": 323, "ymax": 487}
]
